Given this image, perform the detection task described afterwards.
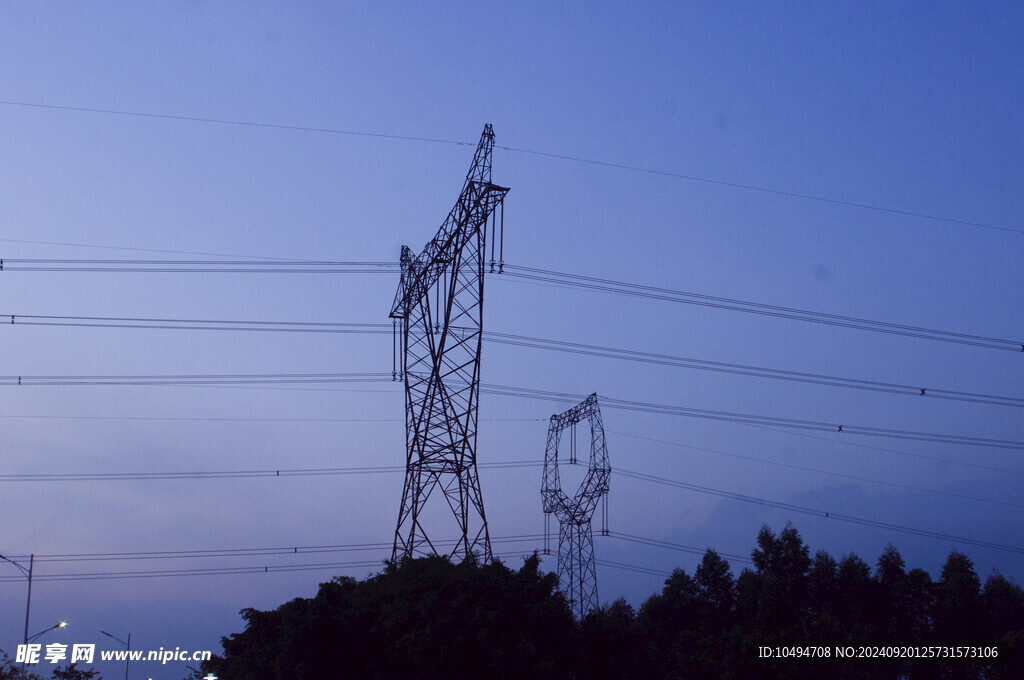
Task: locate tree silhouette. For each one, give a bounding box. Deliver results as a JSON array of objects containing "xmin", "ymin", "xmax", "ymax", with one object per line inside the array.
[
  {"xmin": 0, "ymin": 656, "xmax": 101, "ymax": 680},
  {"xmin": 636, "ymin": 566, "xmax": 701, "ymax": 678},
  {"xmin": 935, "ymin": 551, "xmax": 983, "ymax": 644},
  {"xmin": 748, "ymin": 523, "xmax": 812, "ymax": 639},
  {"xmin": 577, "ymin": 599, "xmax": 641, "ymax": 678},
  {"xmin": 208, "ymin": 553, "xmax": 574, "ymax": 680},
  {"xmin": 981, "ymin": 572, "xmax": 1024, "ymax": 679},
  {"xmin": 836, "ymin": 552, "xmax": 874, "ymax": 638},
  {"xmin": 807, "ymin": 549, "xmax": 841, "ymax": 639},
  {"xmin": 49, "ymin": 666, "xmax": 98, "ymax": 680},
  {"xmin": 206, "ymin": 525, "xmax": 1023, "ymax": 680}
]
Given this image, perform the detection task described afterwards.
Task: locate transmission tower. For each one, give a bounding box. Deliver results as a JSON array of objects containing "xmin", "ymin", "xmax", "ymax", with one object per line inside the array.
[
  {"xmin": 542, "ymin": 393, "xmax": 611, "ymax": 619},
  {"xmin": 389, "ymin": 124, "xmax": 509, "ymax": 563}
]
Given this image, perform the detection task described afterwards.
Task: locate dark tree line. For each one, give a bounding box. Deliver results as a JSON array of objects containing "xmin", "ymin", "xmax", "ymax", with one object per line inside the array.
[
  {"xmin": 208, "ymin": 553, "xmax": 576, "ymax": 680},
  {"xmin": 625, "ymin": 525, "xmax": 1023, "ymax": 679},
  {"xmin": 0, "ymin": 658, "xmax": 99, "ymax": 680},
  {"xmin": 206, "ymin": 524, "xmax": 1024, "ymax": 680}
]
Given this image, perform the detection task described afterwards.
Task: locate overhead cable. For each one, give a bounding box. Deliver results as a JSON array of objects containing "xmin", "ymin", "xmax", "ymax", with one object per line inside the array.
[
  {"xmin": 6, "ymin": 313, "xmax": 1020, "ymax": 407},
  {"xmin": 501, "ymin": 264, "xmax": 1024, "ymax": 353},
  {"xmin": 1, "ymin": 99, "xmax": 1016, "ymax": 236},
  {"xmin": 604, "ymin": 531, "xmax": 753, "ymax": 565},
  {"xmin": 0, "ymin": 258, "xmax": 398, "ymax": 273},
  {"xmin": 0, "ymin": 372, "xmax": 393, "ymax": 386},
  {"xmin": 0, "ymin": 460, "xmax": 541, "ymax": 483},
  {"xmin": 2, "ymin": 376, "xmax": 1021, "ymax": 452},
  {"xmin": 615, "ymin": 468, "xmax": 1024, "ymax": 555},
  {"xmin": 611, "ymin": 430, "xmax": 1024, "ymax": 508},
  {"xmin": 481, "ymin": 384, "xmax": 1024, "ymax": 452},
  {"xmin": 5, "ymin": 314, "xmax": 390, "ymax": 334}
]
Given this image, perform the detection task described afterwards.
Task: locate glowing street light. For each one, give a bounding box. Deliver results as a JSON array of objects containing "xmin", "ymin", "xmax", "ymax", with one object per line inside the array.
[{"xmin": 27, "ymin": 621, "xmax": 67, "ymax": 644}]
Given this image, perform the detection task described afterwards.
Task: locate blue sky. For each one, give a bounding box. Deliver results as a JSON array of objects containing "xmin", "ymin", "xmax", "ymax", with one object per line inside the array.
[{"xmin": 0, "ymin": 3, "xmax": 1022, "ymax": 678}]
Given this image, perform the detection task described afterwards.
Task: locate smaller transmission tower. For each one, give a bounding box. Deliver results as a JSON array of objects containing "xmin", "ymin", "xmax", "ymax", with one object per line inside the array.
[{"xmin": 542, "ymin": 393, "xmax": 610, "ymax": 619}]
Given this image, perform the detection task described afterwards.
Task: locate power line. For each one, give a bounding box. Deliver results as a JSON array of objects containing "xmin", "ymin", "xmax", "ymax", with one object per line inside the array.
[
  {"xmin": 4, "ymin": 534, "xmax": 545, "ymax": 564},
  {"xmin": 3, "ymin": 428, "xmax": 1016, "ymax": 516},
  {"xmin": 498, "ymin": 145, "xmax": 1024, "ymax": 237},
  {"xmin": 615, "ymin": 467, "xmax": 1024, "ymax": 555},
  {"xmin": 0, "ymin": 258, "xmax": 399, "ymax": 273},
  {"xmin": 0, "ymin": 532, "xmax": 687, "ymax": 583},
  {"xmin": 0, "ymin": 412, "xmax": 540, "ymax": 424},
  {"xmin": 21, "ymin": 541, "xmax": 395, "ymax": 563},
  {"xmin": 4, "ymin": 263, "xmax": 1021, "ymax": 353},
  {"xmin": 0, "ymin": 413, "xmax": 400, "ymax": 423},
  {"xmin": 482, "ymin": 384, "xmax": 1024, "ymax": 452},
  {"xmin": 7, "ymin": 312, "xmax": 1021, "ymax": 408},
  {"xmin": 0, "ymin": 460, "xmax": 541, "ymax": 483},
  {"xmin": 611, "ymin": 430, "xmax": 1024, "ymax": 509},
  {"xmin": 594, "ymin": 558, "xmax": 672, "ymax": 578},
  {"xmin": 6, "ymin": 260, "xmax": 1019, "ymax": 356},
  {"xmin": 0, "ymin": 549, "xmax": 544, "ymax": 583},
  {"xmin": 0, "ymin": 559, "xmax": 387, "ymax": 583},
  {"xmin": 5, "ymin": 314, "xmax": 391, "ymax": 335},
  {"xmin": 0, "ymin": 236, "xmax": 312, "ymax": 261},
  {"xmin": 3, "ymin": 464, "xmax": 1016, "ymax": 580},
  {"xmin": 2, "ymin": 424, "xmax": 1015, "ymax": 510},
  {"xmin": 4, "ymin": 451, "xmax": 1016, "ymax": 582},
  {"xmin": 0, "ymin": 540, "xmax": 545, "ymax": 583},
  {"xmin": 604, "ymin": 531, "xmax": 753, "ymax": 566},
  {"xmin": 0, "ymin": 550, "xmax": 604, "ymax": 583},
  {"xmin": 0, "ymin": 100, "xmax": 473, "ymax": 148},
  {"xmin": 1, "ymin": 99, "xmax": 1016, "ymax": 237},
  {"xmin": 3, "ymin": 375, "xmax": 1021, "ymax": 452},
  {"xmin": 737, "ymin": 422, "xmax": 1024, "ymax": 479},
  {"xmin": 500, "ymin": 265, "xmax": 1024, "ymax": 353},
  {"xmin": 0, "ymin": 372, "xmax": 393, "ymax": 387},
  {"xmin": 485, "ymin": 331, "xmax": 1024, "ymax": 409},
  {"xmin": 0, "ymin": 424, "xmax": 1014, "ymax": 516}
]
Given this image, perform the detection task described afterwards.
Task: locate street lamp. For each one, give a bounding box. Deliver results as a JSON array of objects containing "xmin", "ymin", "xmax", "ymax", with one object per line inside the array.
[
  {"xmin": 0, "ymin": 553, "xmax": 33, "ymax": 646},
  {"xmin": 101, "ymin": 630, "xmax": 131, "ymax": 680},
  {"xmin": 27, "ymin": 621, "xmax": 67, "ymax": 644}
]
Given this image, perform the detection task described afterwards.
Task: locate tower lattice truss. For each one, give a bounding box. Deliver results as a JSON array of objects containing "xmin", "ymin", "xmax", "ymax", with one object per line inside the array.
[
  {"xmin": 389, "ymin": 125, "xmax": 509, "ymax": 562},
  {"xmin": 542, "ymin": 393, "xmax": 611, "ymax": 619}
]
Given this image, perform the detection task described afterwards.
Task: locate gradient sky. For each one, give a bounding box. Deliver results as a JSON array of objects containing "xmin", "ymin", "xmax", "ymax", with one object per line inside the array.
[{"xmin": 1, "ymin": 3, "xmax": 1022, "ymax": 678}]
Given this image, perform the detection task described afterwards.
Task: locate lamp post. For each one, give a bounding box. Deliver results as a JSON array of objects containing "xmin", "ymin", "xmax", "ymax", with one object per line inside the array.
[
  {"xmin": 27, "ymin": 621, "xmax": 67, "ymax": 644},
  {"xmin": 0, "ymin": 553, "xmax": 33, "ymax": 646},
  {"xmin": 101, "ymin": 630, "xmax": 131, "ymax": 680}
]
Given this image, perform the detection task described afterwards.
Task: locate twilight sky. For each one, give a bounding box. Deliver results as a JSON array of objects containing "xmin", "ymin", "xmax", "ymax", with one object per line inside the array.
[{"xmin": 0, "ymin": 3, "xmax": 1022, "ymax": 678}]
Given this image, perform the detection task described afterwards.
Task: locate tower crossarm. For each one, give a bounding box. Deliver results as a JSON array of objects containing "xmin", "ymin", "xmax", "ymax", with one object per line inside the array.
[{"xmin": 390, "ymin": 125, "xmax": 509, "ymax": 320}]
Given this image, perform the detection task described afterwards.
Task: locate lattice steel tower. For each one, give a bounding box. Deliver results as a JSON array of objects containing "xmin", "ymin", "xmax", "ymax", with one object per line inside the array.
[
  {"xmin": 389, "ymin": 125, "xmax": 509, "ymax": 562},
  {"xmin": 542, "ymin": 393, "xmax": 611, "ymax": 619}
]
